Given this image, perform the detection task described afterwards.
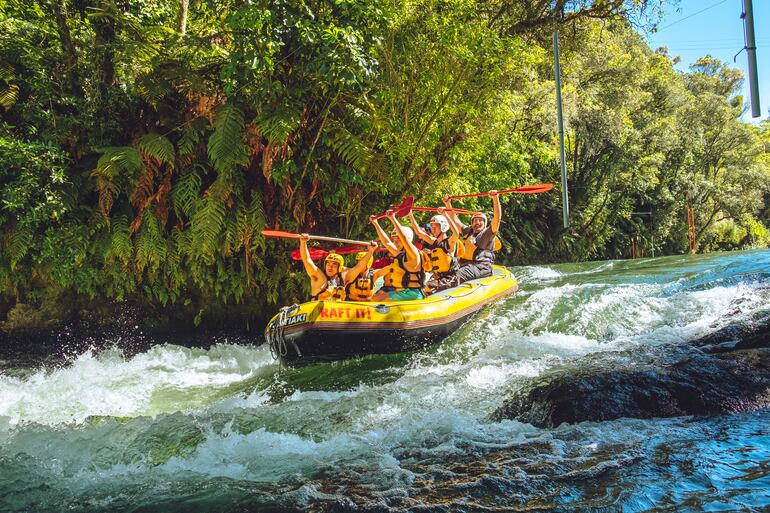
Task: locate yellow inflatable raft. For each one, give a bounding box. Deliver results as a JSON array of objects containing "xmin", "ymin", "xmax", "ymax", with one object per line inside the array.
[{"xmin": 265, "ymin": 265, "xmax": 518, "ymax": 363}]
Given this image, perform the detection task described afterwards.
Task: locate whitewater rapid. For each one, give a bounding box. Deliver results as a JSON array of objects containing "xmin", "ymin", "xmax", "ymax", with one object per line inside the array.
[{"xmin": 1, "ymin": 250, "xmax": 769, "ymax": 511}]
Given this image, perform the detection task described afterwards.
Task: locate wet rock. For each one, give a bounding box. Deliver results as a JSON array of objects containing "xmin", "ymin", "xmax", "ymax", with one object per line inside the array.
[{"xmin": 491, "ymin": 317, "xmax": 770, "ymax": 428}]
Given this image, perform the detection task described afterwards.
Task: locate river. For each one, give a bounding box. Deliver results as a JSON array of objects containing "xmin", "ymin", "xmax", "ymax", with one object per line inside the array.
[{"xmin": 2, "ymin": 250, "xmax": 769, "ymax": 512}]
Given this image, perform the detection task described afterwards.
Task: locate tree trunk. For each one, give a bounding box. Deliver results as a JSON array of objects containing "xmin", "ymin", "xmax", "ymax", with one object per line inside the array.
[
  {"xmin": 52, "ymin": 1, "xmax": 81, "ymax": 96},
  {"xmin": 179, "ymin": 0, "xmax": 189, "ymax": 34},
  {"xmin": 91, "ymin": 0, "xmax": 117, "ymax": 136}
]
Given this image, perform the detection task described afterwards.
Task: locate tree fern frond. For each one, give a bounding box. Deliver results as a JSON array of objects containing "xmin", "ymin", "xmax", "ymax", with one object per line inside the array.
[
  {"xmin": 254, "ymin": 106, "xmax": 301, "ymax": 145},
  {"xmin": 0, "ymin": 84, "xmax": 19, "ymax": 109},
  {"xmin": 247, "ymin": 193, "xmax": 267, "ymax": 252},
  {"xmin": 136, "ymin": 133, "xmax": 175, "ymax": 165},
  {"xmin": 93, "ymin": 147, "xmax": 142, "ymax": 179},
  {"xmin": 328, "ymin": 123, "xmax": 372, "ymax": 171},
  {"xmin": 177, "ymin": 118, "xmax": 208, "ymax": 157},
  {"xmin": 208, "ymin": 103, "xmax": 248, "ymax": 173},
  {"xmin": 95, "ymin": 176, "xmax": 119, "ymax": 219},
  {"xmin": 223, "ymin": 200, "xmax": 244, "ymax": 257},
  {"xmin": 130, "ymin": 162, "xmax": 158, "ymax": 211},
  {"xmin": 172, "ymin": 166, "xmax": 202, "ymax": 218},
  {"xmin": 135, "ymin": 210, "xmax": 167, "ymax": 274},
  {"xmin": 110, "ymin": 215, "xmax": 133, "ymax": 264},
  {"xmin": 0, "ymin": 63, "xmax": 13, "ymax": 81},
  {"xmin": 8, "ymin": 225, "xmax": 33, "ymax": 269},
  {"xmin": 191, "ymin": 194, "xmax": 227, "ymax": 262}
]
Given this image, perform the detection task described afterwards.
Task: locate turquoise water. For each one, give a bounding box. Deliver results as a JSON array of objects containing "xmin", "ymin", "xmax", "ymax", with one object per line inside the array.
[{"xmin": 1, "ymin": 250, "xmax": 770, "ymax": 511}]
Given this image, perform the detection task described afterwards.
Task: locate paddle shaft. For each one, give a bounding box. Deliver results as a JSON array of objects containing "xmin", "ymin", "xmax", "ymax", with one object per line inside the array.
[
  {"xmin": 411, "ymin": 206, "xmax": 476, "ymax": 215},
  {"xmin": 448, "ymin": 183, "xmax": 553, "ymax": 200},
  {"xmin": 262, "ymin": 230, "xmax": 374, "ymax": 246}
]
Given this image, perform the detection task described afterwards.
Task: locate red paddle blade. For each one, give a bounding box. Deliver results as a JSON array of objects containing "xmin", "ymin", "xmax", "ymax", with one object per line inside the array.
[
  {"xmin": 262, "ymin": 229, "xmax": 301, "ymax": 239},
  {"xmin": 371, "ymin": 196, "xmax": 414, "ymax": 220},
  {"xmin": 372, "ymin": 256, "xmax": 392, "ymax": 270},
  {"xmin": 291, "ymin": 248, "xmax": 329, "ymax": 261},
  {"xmin": 501, "ymin": 183, "xmax": 553, "ymax": 194},
  {"xmin": 394, "ymin": 196, "xmax": 414, "ymax": 217}
]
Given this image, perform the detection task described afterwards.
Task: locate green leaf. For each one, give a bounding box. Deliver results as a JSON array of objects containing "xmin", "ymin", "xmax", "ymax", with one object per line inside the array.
[
  {"xmin": 137, "ymin": 133, "xmax": 176, "ymax": 165},
  {"xmin": 208, "ymin": 104, "xmax": 248, "ymax": 173}
]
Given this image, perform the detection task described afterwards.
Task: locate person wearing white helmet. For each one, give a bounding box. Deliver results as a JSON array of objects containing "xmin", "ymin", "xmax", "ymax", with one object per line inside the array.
[
  {"xmin": 440, "ymin": 190, "xmax": 502, "ymax": 285},
  {"xmin": 370, "ymin": 211, "xmax": 425, "ymax": 302},
  {"xmin": 408, "ymin": 208, "xmax": 462, "ymax": 295}
]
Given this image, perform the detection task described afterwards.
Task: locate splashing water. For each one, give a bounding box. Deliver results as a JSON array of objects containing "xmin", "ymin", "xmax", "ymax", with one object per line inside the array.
[{"xmin": 1, "ymin": 250, "xmax": 770, "ymax": 512}]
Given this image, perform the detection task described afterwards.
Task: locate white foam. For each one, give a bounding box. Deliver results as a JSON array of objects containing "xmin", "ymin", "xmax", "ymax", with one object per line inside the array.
[{"xmin": 0, "ymin": 344, "xmax": 275, "ymax": 426}]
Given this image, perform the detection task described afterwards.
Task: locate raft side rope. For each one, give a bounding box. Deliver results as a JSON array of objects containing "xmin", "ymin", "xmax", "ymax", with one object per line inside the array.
[{"xmin": 267, "ymin": 304, "xmax": 299, "ymax": 360}]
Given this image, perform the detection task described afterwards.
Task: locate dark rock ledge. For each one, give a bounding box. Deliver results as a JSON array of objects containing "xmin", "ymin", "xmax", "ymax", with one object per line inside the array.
[{"xmin": 491, "ymin": 313, "xmax": 770, "ymax": 428}]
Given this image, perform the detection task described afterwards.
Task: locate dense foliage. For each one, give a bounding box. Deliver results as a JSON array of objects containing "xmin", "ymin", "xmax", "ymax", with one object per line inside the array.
[{"xmin": 1, "ymin": 0, "xmax": 768, "ymax": 329}]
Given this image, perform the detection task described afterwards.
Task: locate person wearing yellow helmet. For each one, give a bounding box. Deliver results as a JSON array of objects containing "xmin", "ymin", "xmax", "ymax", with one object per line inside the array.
[
  {"xmin": 345, "ymin": 251, "xmax": 378, "ymax": 301},
  {"xmin": 370, "ymin": 211, "xmax": 424, "ymax": 302},
  {"xmin": 298, "ymin": 234, "xmax": 377, "ymax": 301}
]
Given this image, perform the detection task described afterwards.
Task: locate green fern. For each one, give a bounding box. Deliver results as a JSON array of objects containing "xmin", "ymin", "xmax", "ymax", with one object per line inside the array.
[
  {"xmin": 8, "ymin": 224, "xmax": 33, "ymax": 270},
  {"xmin": 136, "ymin": 133, "xmax": 176, "ymax": 166},
  {"xmin": 254, "ymin": 105, "xmax": 301, "ymax": 145},
  {"xmin": 328, "ymin": 122, "xmax": 372, "ymax": 171},
  {"xmin": 208, "ymin": 103, "xmax": 248, "ymax": 173},
  {"xmin": 110, "ymin": 215, "xmax": 133, "ymax": 264},
  {"xmin": 135, "ymin": 210, "xmax": 167, "ymax": 274},
  {"xmin": 0, "ymin": 83, "xmax": 18, "ymax": 110},
  {"xmin": 93, "ymin": 147, "xmax": 143, "ymax": 179},
  {"xmin": 177, "ymin": 118, "xmax": 209, "ymax": 157},
  {"xmin": 191, "ymin": 192, "xmax": 227, "ymax": 263},
  {"xmin": 171, "ymin": 166, "xmax": 202, "ymax": 218}
]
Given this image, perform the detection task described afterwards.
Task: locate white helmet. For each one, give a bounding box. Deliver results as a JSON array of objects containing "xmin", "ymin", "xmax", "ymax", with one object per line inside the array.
[
  {"xmin": 390, "ymin": 226, "xmax": 414, "ymax": 242},
  {"xmin": 430, "ymin": 215, "xmax": 449, "ymax": 233},
  {"xmin": 471, "ymin": 212, "xmax": 488, "ymax": 226}
]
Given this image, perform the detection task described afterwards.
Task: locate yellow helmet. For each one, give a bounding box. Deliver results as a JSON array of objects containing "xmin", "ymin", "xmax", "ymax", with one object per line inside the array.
[
  {"xmin": 324, "ymin": 253, "xmax": 344, "ymax": 268},
  {"xmin": 355, "ymin": 251, "xmax": 373, "ymax": 270}
]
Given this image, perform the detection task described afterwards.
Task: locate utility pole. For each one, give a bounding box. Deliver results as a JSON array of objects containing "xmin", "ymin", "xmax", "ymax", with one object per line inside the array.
[
  {"xmin": 554, "ymin": 32, "xmax": 569, "ymax": 228},
  {"xmin": 742, "ymin": 0, "xmax": 761, "ymax": 118}
]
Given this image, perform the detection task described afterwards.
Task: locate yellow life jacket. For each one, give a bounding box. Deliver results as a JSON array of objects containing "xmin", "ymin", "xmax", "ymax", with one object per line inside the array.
[
  {"xmin": 346, "ymin": 270, "xmax": 374, "ymax": 301},
  {"xmin": 384, "ymin": 252, "xmax": 424, "ymax": 291},
  {"xmin": 313, "ymin": 274, "xmax": 346, "ymax": 301},
  {"xmin": 421, "ymin": 238, "xmax": 455, "ymax": 274}
]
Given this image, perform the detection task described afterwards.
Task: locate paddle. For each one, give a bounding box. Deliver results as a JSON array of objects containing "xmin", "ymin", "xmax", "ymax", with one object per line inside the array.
[
  {"xmin": 410, "ymin": 206, "xmax": 477, "ymax": 215},
  {"xmin": 290, "ymin": 244, "xmax": 389, "ymax": 261},
  {"xmin": 447, "ymin": 183, "xmax": 553, "ymax": 200},
  {"xmin": 370, "ymin": 197, "xmax": 414, "ymax": 220},
  {"xmin": 262, "ymin": 230, "xmax": 376, "ymax": 247}
]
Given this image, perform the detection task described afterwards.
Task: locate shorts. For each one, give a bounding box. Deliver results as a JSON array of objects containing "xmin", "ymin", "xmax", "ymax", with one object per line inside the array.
[{"xmin": 387, "ymin": 288, "xmax": 424, "ymax": 302}]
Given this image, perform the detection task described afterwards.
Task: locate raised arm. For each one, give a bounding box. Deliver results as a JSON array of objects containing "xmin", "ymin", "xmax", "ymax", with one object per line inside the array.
[
  {"xmin": 387, "ymin": 213, "xmax": 420, "ymax": 265},
  {"xmin": 443, "ymin": 195, "xmax": 462, "ymax": 230},
  {"xmin": 489, "ymin": 190, "xmax": 501, "ymax": 233},
  {"xmin": 371, "ymin": 216, "xmax": 399, "ymax": 256},
  {"xmin": 299, "ymin": 235, "xmax": 320, "ymax": 276},
  {"xmin": 438, "ymin": 206, "xmax": 462, "ymax": 256},
  {"xmin": 408, "ymin": 210, "xmax": 434, "ymax": 244},
  {"xmin": 342, "ymin": 242, "xmax": 378, "ymax": 284}
]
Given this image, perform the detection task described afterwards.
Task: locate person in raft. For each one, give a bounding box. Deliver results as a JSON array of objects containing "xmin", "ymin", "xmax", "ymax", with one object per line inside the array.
[
  {"xmin": 407, "ymin": 208, "xmax": 462, "ymax": 295},
  {"xmin": 298, "ymin": 234, "xmax": 377, "ymax": 301},
  {"xmin": 345, "ymin": 251, "xmax": 384, "ymax": 301},
  {"xmin": 430, "ymin": 190, "xmax": 501, "ymax": 291},
  {"xmin": 370, "ymin": 212, "xmax": 425, "ymax": 302}
]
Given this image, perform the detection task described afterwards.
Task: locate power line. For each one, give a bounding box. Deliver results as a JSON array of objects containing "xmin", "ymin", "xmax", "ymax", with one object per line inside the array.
[{"xmin": 657, "ymin": 0, "xmax": 731, "ymax": 32}]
